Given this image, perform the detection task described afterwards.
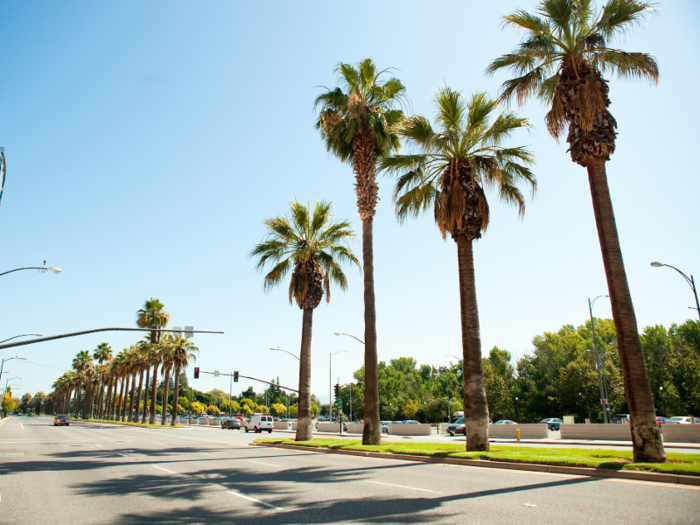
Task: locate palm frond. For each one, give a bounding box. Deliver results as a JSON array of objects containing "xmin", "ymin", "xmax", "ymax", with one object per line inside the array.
[
  {"xmin": 594, "ymin": 49, "xmax": 659, "ymax": 83},
  {"xmin": 595, "ymin": 0, "xmax": 658, "ymax": 40}
]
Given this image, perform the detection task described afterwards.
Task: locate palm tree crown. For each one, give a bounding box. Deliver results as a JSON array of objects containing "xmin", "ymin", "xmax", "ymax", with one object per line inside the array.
[
  {"xmin": 136, "ymin": 298, "xmax": 170, "ymax": 330},
  {"xmin": 486, "ymin": 0, "xmax": 658, "ymax": 165},
  {"xmin": 250, "ymin": 199, "xmax": 360, "ymax": 309},
  {"xmin": 381, "ymin": 88, "xmax": 536, "ymax": 238}
]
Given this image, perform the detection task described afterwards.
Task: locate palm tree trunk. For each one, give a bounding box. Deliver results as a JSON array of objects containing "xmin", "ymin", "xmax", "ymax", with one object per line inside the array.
[
  {"xmin": 75, "ymin": 383, "xmax": 83, "ymax": 419},
  {"xmin": 110, "ymin": 378, "xmax": 119, "ymax": 420},
  {"xmin": 127, "ymin": 373, "xmax": 137, "ymax": 422},
  {"xmin": 456, "ymin": 234, "xmax": 490, "ymax": 451},
  {"xmin": 82, "ymin": 379, "xmax": 91, "ymax": 419},
  {"xmin": 149, "ymin": 364, "xmax": 159, "ymax": 424},
  {"xmin": 360, "ymin": 217, "xmax": 381, "ymax": 445},
  {"xmin": 134, "ymin": 370, "xmax": 144, "ymax": 424},
  {"xmin": 142, "ymin": 367, "xmax": 151, "ymax": 423},
  {"xmin": 586, "ymin": 157, "xmax": 666, "ymax": 463},
  {"xmin": 295, "ymin": 308, "xmax": 314, "ymax": 441},
  {"xmin": 104, "ymin": 378, "xmax": 113, "ymax": 420},
  {"xmin": 117, "ymin": 378, "xmax": 126, "ymax": 421},
  {"xmin": 96, "ymin": 378, "xmax": 105, "ymax": 419},
  {"xmin": 161, "ymin": 366, "xmax": 171, "ymax": 425},
  {"xmin": 121, "ymin": 375, "xmax": 132, "ymax": 421},
  {"xmin": 170, "ymin": 365, "xmax": 181, "ymax": 426}
]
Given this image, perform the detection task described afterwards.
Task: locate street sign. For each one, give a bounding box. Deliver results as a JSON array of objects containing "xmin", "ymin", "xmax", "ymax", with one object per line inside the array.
[
  {"xmin": 172, "ymin": 326, "xmax": 182, "ymax": 337},
  {"xmin": 214, "ymin": 370, "xmax": 220, "ymax": 377},
  {"xmin": 185, "ymin": 326, "xmax": 194, "ymax": 338}
]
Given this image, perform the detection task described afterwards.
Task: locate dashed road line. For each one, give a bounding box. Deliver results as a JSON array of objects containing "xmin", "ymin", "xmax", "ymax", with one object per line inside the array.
[
  {"xmin": 115, "ymin": 452, "xmax": 128, "ymax": 457},
  {"xmin": 248, "ymin": 460, "xmax": 280, "ymax": 467},
  {"xmin": 226, "ymin": 491, "xmax": 282, "ymax": 510},
  {"xmin": 152, "ymin": 465, "xmax": 176, "ymax": 474},
  {"xmin": 364, "ymin": 480, "xmax": 437, "ymax": 493},
  {"xmin": 95, "ymin": 444, "xmax": 103, "ymax": 448},
  {"xmin": 19, "ymin": 422, "xmax": 24, "ymax": 430}
]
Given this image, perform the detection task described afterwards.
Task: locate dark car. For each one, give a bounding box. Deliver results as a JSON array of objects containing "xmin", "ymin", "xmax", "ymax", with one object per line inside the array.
[
  {"xmin": 611, "ymin": 414, "xmax": 630, "ymax": 424},
  {"xmin": 221, "ymin": 418, "xmax": 241, "ymax": 430},
  {"xmin": 447, "ymin": 417, "xmax": 465, "ymax": 436},
  {"xmin": 539, "ymin": 418, "xmax": 564, "ymax": 431},
  {"xmin": 54, "ymin": 414, "xmax": 70, "ymax": 426}
]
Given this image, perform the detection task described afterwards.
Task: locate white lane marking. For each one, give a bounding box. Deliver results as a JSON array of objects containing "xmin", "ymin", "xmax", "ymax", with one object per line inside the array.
[
  {"xmin": 152, "ymin": 465, "xmax": 175, "ymax": 474},
  {"xmin": 95, "ymin": 444, "xmax": 103, "ymax": 448},
  {"xmin": 116, "ymin": 453, "xmax": 128, "ymax": 457},
  {"xmin": 364, "ymin": 480, "xmax": 437, "ymax": 493},
  {"xmin": 226, "ymin": 491, "xmax": 282, "ymax": 510},
  {"xmin": 19, "ymin": 422, "xmax": 24, "ymax": 430},
  {"xmin": 248, "ymin": 460, "xmax": 280, "ymax": 468}
]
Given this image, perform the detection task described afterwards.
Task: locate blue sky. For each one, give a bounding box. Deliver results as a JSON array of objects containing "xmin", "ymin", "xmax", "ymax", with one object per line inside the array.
[{"xmin": 1, "ymin": 1, "xmax": 698, "ymax": 402}]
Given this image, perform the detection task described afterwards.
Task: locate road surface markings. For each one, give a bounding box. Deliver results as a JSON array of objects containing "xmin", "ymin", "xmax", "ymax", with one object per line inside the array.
[
  {"xmin": 248, "ymin": 460, "xmax": 280, "ymax": 467},
  {"xmin": 152, "ymin": 465, "xmax": 176, "ymax": 474},
  {"xmin": 364, "ymin": 480, "xmax": 437, "ymax": 493},
  {"xmin": 115, "ymin": 453, "xmax": 128, "ymax": 457},
  {"xmin": 95, "ymin": 444, "xmax": 103, "ymax": 448},
  {"xmin": 19, "ymin": 422, "xmax": 24, "ymax": 430},
  {"xmin": 226, "ymin": 491, "xmax": 282, "ymax": 510}
]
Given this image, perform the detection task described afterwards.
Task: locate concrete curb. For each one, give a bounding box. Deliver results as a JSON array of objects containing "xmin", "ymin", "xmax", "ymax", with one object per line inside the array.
[
  {"xmin": 253, "ymin": 442, "xmax": 700, "ymax": 487},
  {"xmin": 489, "ymin": 438, "xmax": 700, "ymax": 450}
]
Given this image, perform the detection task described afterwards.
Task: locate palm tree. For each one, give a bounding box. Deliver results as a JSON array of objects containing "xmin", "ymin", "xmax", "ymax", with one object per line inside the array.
[
  {"xmin": 486, "ymin": 0, "xmax": 664, "ymax": 463},
  {"xmin": 133, "ymin": 341, "xmax": 150, "ymax": 424},
  {"xmin": 158, "ymin": 334, "xmax": 176, "ymax": 425},
  {"xmin": 137, "ymin": 298, "xmax": 170, "ymax": 346},
  {"xmin": 93, "ymin": 343, "xmax": 112, "ymax": 419},
  {"xmin": 125, "ymin": 346, "xmax": 140, "ymax": 422},
  {"xmin": 250, "ymin": 198, "xmax": 360, "ymax": 441},
  {"xmin": 315, "ymin": 58, "xmax": 405, "ymax": 445},
  {"xmin": 72, "ymin": 350, "xmax": 92, "ymax": 419},
  {"xmin": 380, "ymin": 88, "xmax": 535, "ymax": 451},
  {"xmin": 169, "ymin": 336, "xmax": 199, "ymax": 426},
  {"xmin": 148, "ymin": 338, "xmax": 163, "ymax": 424},
  {"xmin": 141, "ymin": 340, "xmax": 154, "ymax": 424}
]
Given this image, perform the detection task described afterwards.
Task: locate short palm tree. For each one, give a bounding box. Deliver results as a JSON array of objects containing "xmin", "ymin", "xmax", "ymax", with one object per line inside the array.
[
  {"xmin": 169, "ymin": 336, "xmax": 199, "ymax": 426},
  {"xmin": 72, "ymin": 350, "xmax": 93, "ymax": 419},
  {"xmin": 250, "ymin": 198, "xmax": 360, "ymax": 441},
  {"xmin": 486, "ymin": 0, "xmax": 664, "ymax": 463},
  {"xmin": 380, "ymin": 88, "xmax": 536, "ymax": 451},
  {"xmin": 315, "ymin": 58, "xmax": 405, "ymax": 445}
]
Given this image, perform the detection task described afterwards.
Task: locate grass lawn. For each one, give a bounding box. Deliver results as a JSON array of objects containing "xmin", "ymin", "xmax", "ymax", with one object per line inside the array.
[{"xmin": 255, "ymin": 438, "xmax": 700, "ymax": 477}]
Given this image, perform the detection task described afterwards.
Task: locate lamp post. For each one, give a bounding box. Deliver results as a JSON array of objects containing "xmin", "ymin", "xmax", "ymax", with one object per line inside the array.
[
  {"xmin": 651, "ymin": 262, "xmax": 700, "ymax": 320},
  {"xmin": 330, "ymin": 351, "xmax": 349, "ymax": 423},
  {"xmin": 0, "ymin": 334, "xmax": 43, "ymax": 345},
  {"xmin": 334, "ymin": 332, "xmax": 365, "ymax": 345},
  {"xmin": 588, "ymin": 295, "xmax": 610, "ymax": 423},
  {"xmin": 0, "ymin": 262, "xmax": 62, "ymax": 277},
  {"xmin": 515, "ymin": 396, "xmax": 520, "ymax": 423},
  {"xmin": 270, "ymin": 346, "xmax": 300, "ymax": 361},
  {"xmin": 0, "ymin": 355, "xmax": 27, "ymax": 384}
]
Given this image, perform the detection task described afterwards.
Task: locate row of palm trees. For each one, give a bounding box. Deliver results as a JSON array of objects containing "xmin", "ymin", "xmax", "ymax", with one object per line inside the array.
[
  {"xmin": 253, "ymin": 0, "xmax": 666, "ymax": 463},
  {"xmin": 51, "ymin": 299, "xmax": 199, "ymax": 426}
]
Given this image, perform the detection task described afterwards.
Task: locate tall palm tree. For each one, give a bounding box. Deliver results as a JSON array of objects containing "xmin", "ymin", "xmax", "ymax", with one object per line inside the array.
[
  {"xmin": 133, "ymin": 341, "xmax": 150, "ymax": 424},
  {"xmin": 125, "ymin": 346, "xmax": 140, "ymax": 422},
  {"xmin": 148, "ymin": 338, "xmax": 163, "ymax": 424},
  {"xmin": 486, "ymin": 0, "xmax": 664, "ymax": 462},
  {"xmin": 137, "ymin": 298, "xmax": 170, "ymax": 347},
  {"xmin": 315, "ymin": 58, "xmax": 405, "ymax": 445},
  {"xmin": 72, "ymin": 350, "xmax": 92, "ymax": 419},
  {"xmin": 380, "ymin": 88, "xmax": 536, "ymax": 451},
  {"xmin": 93, "ymin": 343, "xmax": 112, "ymax": 419},
  {"xmin": 250, "ymin": 198, "xmax": 360, "ymax": 441},
  {"xmin": 141, "ymin": 340, "xmax": 154, "ymax": 424},
  {"xmin": 169, "ymin": 336, "xmax": 199, "ymax": 426},
  {"xmin": 158, "ymin": 334, "xmax": 176, "ymax": 425}
]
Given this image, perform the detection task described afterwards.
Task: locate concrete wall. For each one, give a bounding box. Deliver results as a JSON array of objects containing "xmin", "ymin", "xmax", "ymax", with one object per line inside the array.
[
  {"xmin": 387, "ymin": 424, "xmax": 432, "ymax": 436},
  {"xmin": 439, "ymin": 423, "xmax": 450, "ymax": 435},
  {"xmin": 662, "ymin": 425, "xmax": 700, "ymax": 443},
  {"xmin": 560, "ymin": 423, "xmax": 632, "ymax": 441},
  {"xmin": 488, "ymin": 424, "xmax": 548, "ymax": 439},
  {"xmin": 346, "ymin": 423, "xmax": 364, "ymax": 434},
  {"xmin": 273, "ymin": 421, "xmax": 291, "ymax": 430},
  {"xmin": 316, "ymin": 422, "xmax": 343, "ymax": 433}
]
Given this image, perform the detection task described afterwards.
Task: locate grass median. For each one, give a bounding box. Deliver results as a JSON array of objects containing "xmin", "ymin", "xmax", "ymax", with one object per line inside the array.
[{"xmin": 254, "ymin": 438, "xmax": 700, "ymax": 477}]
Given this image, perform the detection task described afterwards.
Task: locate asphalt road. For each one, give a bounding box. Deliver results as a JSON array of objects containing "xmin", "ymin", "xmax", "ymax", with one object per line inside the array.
[{"xmin": 1, "ymin": 416, "xmax": 699, "ymax": 524}]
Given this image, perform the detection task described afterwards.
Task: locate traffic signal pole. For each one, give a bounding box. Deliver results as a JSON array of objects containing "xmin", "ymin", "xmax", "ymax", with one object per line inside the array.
[{"xmin": 194, "ymin": 369, "xmax": 298, "ymax": 393}]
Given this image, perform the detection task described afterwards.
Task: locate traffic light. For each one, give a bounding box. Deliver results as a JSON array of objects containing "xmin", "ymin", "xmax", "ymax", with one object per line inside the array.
[
  {"xmin": 194, "ymin": 367, "xmax": 200, "ymax": 379},
  {"xmin": 234, "ymin": 371, "xmax": 239, "ymax": 382},
  {"xmin": 334, "ymin": 384, "xmax": 339, "ymax": 400}
]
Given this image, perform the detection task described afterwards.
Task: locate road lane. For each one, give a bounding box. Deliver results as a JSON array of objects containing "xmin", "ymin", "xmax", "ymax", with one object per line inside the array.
[{"xmin": 1, "ymin": 416, "xmax": 699, "ymax": 524}]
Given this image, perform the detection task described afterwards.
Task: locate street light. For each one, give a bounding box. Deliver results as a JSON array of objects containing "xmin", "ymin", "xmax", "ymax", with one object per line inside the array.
[
  {"xmin": 269, "ymin": 346, "xmax": 300, "ymax": 361},
  {"xmin": 0, "ymin": 334, "xmax": 43, "ymax": 344},
  {"xmin": 0, "ymin": 355, "xmax": 27, "ymax": 383},
  {"xmin": 515, "ymin": 396, "xmax": 520, "ymax": 423},
  {"xmin": 0, "ymin": 261, "xmax": 62, "ymax": 277},
  {"xmin": 330, "ymin": 350, "xmax": 350, "ymax": 423},
  {"xmin": 334, "ymin": 332, "xmax": 365, "ymax": 345},
  {"xmin": 588, "ymin": 295, "xmax": 611, "ymax": 423},
  {"xmin": 651, "ymin": 262, "xmax": 700, "ymax": 320}
]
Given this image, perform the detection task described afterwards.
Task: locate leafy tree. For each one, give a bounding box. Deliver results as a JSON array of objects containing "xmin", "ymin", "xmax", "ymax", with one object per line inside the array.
[
  {"xmin": 251, "ymin": 198, "xmax": 359, "ymax": 441},
  {"xmin": 206, "ymin": 405, "xmax": 220, "ymax": 416},
  {"xmin": 382, "ymin": 87, "xmax": 535, "ymax": 450},
  {"xmin": 315, "ymin": 58, "xmax": 406, "ymax": 445},
  {"xmin": 270, "ymin": 403, "xmax": 287, "ymax": 417},
  {"xmin": 487, "ymin": 0, "xmax": 663, "ymax": 463},
  {"xmin": 403, "ymin": 399, "xmax": 419, "ymax": 419}
]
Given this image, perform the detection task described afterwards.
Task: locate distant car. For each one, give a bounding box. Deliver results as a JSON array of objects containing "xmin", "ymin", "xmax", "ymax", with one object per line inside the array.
[
  {"xmin": 656, "ymin": 416, "xmax": 667, "ymax": 425},
  {"xmin": 665, "ymin": 416, "xmax": 700, "ymax": 425},
  {"xmin": 402, "ymin": 420, "xmax": 420, "ymax": 425},
  {"xmin": 494, "ymin": 420, "xmax": 517, "ymax": 425},
  {"xmin": 447, "ymin": 417, "xmax": 465, "ymax": 436},
  {"xmin": 221, "ymin": 418, "xmax": 241, "ymax": 430},
  {"xmin": 27, "ymin": 413, "xmax": 33, "ymax": 417},
  {"xmin": 54, "ymin": 414, "xmax": 70, "ymax": 426},
  {"xmin": 245, "ymin": 414, "xmax": 274, "ymax": 433},
  {"xmin": 539, "ymin": 418, "xmax": 564, "ymax": 431},
  {"xmin": 611, "ymin": 414, "xmax": 630, "ymax": 424},
  {"xmin": 380, "ymin": 421, "xmax": 389, "ymax": 434}
]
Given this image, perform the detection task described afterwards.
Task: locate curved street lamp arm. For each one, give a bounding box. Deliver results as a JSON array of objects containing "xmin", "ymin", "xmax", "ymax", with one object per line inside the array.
[
  {"xmin": 269, "ymin": 347, "xmax": 300, "ymax": 361},
  {"xmin": 0, "ymin": 327, "xmax": 224, "ymax": 351},
  {"xmin": 335, "ymin": 332, "xmax": 365, "ymax": 345},
  {"xmin": 0, "ymin": 267, "xmax": 54, "ymax": 277},
  {"xmin": 0, "ymin": 334, "xmax": 43, "ymax": 344},
  {"xmin": 660, "ymin": 263, "xmax": 694, "ymax": 288}
]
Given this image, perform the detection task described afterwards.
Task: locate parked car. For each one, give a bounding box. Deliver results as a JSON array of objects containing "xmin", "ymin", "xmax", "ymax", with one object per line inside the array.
[
  {"xmin": 665, "ymin": 416, "xmax": 700, "ymax": 425},
  {"xmin": 221, "ymin": 418, "xmax": 241, "ymax": 430},
  {"xmin": 494, "ymin": 420, "xmax": 517, "ymax": 425},
  {"xmin": 610, "ymin": 414, "xmax": 630, "ymax": 424},
  {"xmin": 54, "ymin": 414, "xmax": 70, "ymax": 426},
  {"xmin": 402, "ymin": 420, "xmax": 420, "ymax": 425},
  {"xmin": 539, "ymin": 418, "xmax": 564, "ymax": 431},
  {"xmin": 656, "ymin": 416, "xmax": 667, "ymax": 425},
  {"xmin": 245, "ymin": 414, "xmax": 274, "ymax": 433},
  {"xmin": 447, "ymin": 417, "xmax": 465, "ymax": 436}
]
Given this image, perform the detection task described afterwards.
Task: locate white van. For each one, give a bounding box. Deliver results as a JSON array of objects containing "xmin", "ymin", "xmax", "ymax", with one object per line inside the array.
[{"xmin": 245, "ymin": 414, "xmax": 274, "ymax": 433}]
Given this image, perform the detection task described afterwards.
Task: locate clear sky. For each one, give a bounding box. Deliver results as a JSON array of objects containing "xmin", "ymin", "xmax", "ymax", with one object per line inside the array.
[{"xmin": 1, "ymin": 1, "xmax": 698, "ymax": 402}]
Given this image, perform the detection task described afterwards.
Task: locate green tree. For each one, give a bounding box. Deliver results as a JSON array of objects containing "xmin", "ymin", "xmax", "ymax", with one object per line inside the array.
[
  {"xmin": 270, "ymin": 403, "xmax": 287, "ymax": 417},
  {"xmin": 382, "ymin": 88, "xmax": 535, "ymax": 451},
  {"xmin": 487, "ymin": 0, "xmax": 663, "ymax": 463},
  {"xmin": 250, "ymin": 198, "xmax": 359, "ymax": 441},
  {"xmin": 315, "ymin": 58, "xmax": 406, "ymax": 445},
  {"xmin": 169, "ymin": 336, "xmax": 198, "ymax": 425}
]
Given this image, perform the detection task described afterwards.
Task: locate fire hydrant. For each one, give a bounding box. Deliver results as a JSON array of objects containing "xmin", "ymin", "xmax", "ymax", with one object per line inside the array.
[{"xmin": 516, "ymin": 428, "xmax": 521, "ymax": 441}]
